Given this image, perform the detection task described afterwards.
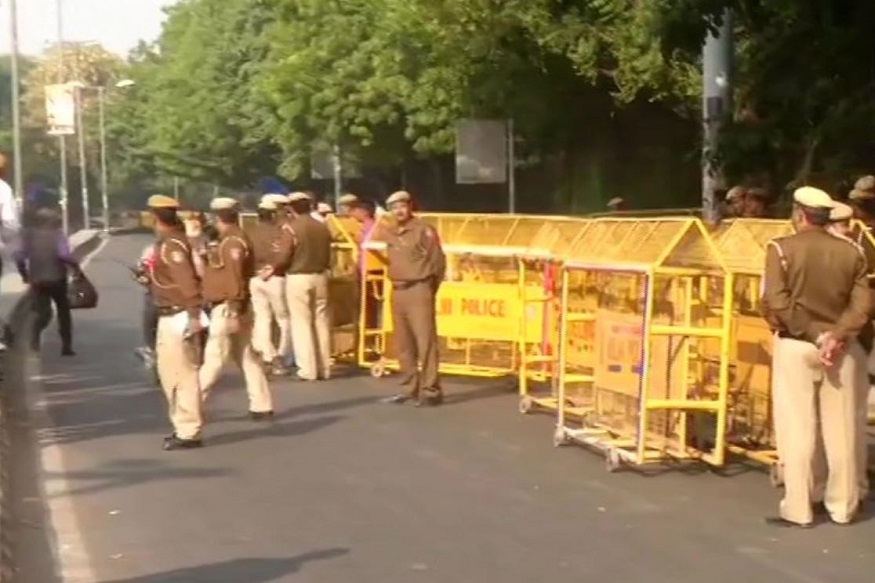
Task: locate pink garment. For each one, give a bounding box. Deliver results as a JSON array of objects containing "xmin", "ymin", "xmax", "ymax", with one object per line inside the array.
[{"xmin": 359, "ymin": 219, "xmax": 377, "ymax": 274}]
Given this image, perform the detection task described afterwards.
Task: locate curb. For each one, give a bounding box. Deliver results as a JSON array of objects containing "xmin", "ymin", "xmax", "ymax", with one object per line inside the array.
[{"xmin": 0, "ymin": 229, "xmax": 104, "ymax": 582}]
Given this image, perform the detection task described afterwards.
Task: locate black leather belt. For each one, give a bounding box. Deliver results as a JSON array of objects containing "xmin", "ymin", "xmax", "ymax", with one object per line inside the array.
[
  {"xmin": 157, "ymin": 305, "xmax": 184, "ymax": 316},
  {"xmin": 392, "ymin": 279, "xmax": 429, "ymax": 290}
]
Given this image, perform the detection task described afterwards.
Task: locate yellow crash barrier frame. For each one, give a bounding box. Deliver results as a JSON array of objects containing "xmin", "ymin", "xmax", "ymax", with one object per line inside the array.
[
  {"xmin": 711, "ymin": 219, "xmax": 794, "ymax": 483},
  {"xmin": 552, "ymin": 218, "xmax": 734, "ymax": 471},
  {"xmin": 361, "ymin": 240, "xmax": 555, "ymax": 384}
]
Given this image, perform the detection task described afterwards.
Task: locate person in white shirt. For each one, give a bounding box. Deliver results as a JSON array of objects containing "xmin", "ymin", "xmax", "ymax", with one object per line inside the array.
[{"xmin": 0, "ymin": 154, "xmax": 21, "ymax": 352}]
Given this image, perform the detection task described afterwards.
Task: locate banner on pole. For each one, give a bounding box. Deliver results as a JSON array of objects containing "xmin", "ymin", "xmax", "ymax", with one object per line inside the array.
[
  {"xmin": 45, "ymin": 84, "xmax": 76, "ymax": 136},
  {"xmin": 455, "ymin": 119, "xmax": 508, "ymax": 184}
]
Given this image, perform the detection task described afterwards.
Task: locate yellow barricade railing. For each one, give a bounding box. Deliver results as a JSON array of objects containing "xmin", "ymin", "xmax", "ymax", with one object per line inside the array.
[{"xmin": 549, "ymin": 218, "xmax": 733, "ymax": 470}]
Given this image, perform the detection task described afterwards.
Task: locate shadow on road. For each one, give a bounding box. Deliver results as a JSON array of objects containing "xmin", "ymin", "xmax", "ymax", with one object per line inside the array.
[
  {"xmin": 101, "ymin": 548, "xmax": 350, "ymax": 583},
  {"xmin": 42, "ymin": 458, "xmax": 233, "ymax": 499}
]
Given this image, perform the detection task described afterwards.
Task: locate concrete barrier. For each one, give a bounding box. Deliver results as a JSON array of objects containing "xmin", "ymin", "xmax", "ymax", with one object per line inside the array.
[{"xmin": 0, "ymin": 229, "xmax": 103, "ymax": 582}]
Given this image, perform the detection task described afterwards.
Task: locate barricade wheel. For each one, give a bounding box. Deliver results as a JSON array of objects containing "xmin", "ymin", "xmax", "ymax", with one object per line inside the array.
[
  {"xmin": 769, "ymin": 463, "xmax": 784, "ymax": 488},
  {"xmin": 519, "ymin": 396, "xmax": 534, "ymax": 415},
  {"xmin": 552, "ymin": 428, "xmax": 568, "ymax": 448},
  {"xmin": 605, "ymin": 448, "xmax": 621, "ymax": 473},
  {"xmin": 370, "ymin": 360, "xmax": 386, "ymax": 378}
]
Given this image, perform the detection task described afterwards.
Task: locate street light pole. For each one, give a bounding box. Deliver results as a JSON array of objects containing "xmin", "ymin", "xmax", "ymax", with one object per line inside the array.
[
  {"xmin": 9, "ymin": 0, "xmax": 24, "ymax": 209},
  {"xmin": 56, "ymin": 0, "xmax": 69, "ymax": 234},
  {"xmin": 702, "ymin": 10, "xmax": 733, "ymax": 223},
  {"xmin": 75, "ymin": 84, "xmax": 89, "ymax": 229},
  {"xmin": 98, "ymin": 87, "xmax": 108, "ymax": 232}
]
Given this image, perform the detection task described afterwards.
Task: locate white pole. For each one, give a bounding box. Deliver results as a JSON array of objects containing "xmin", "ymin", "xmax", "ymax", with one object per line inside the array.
[
  {"xmin": 10, "ymin": 0, "xmax": 24, "ymax": 209},
  {"xmin": 98, "ymin": 87, "xmax": 109, "ymax": 232},
  {"xmin": 56, "ymin": 0, "xmax": 69, "ymax": 233},
  {"xmin": 75, "ymin": 84, "xmax": 89, "ymax": 228}
]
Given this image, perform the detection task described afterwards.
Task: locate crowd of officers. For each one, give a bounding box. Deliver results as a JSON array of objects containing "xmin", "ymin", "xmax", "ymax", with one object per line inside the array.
[
  {"xmin": 762, "ymin": 178, "xmax": 875, "ymax": 529},
  {"xmin": 140, "ymin": 189, "xmax": 445, "ymax": 451}
]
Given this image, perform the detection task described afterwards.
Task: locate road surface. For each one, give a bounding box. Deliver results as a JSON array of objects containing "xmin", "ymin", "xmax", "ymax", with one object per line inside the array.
[{"xmin": 9, "ymin": 234, "xmax": 875, "ymax": 582}]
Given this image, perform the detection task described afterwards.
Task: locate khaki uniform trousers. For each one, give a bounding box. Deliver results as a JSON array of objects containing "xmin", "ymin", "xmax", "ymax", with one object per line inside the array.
[
  {"xmin": 391, "ymin": 281, "xmax": 440, "ymax": 397},
  {"xmin": 286, "ymin": 272, "xmax": 332, "ymax": 380},
  {"xmin": 772, "ymin": 337, "xmax": 866, "ymax": 524},
  {"xmin": 155, "ymin": 315, "xmax": 203, "ymax": 440},
  {"xmin": 199, "ymin": 303, "xmax": 273, "ymax": 413},
  {"xmin": 249, "ymin": 275, "xmax": 291, "ymax": 362}
]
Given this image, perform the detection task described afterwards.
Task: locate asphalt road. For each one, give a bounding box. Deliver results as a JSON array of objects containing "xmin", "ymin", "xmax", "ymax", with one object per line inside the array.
[{"xmin": 10, "ymin": 234, "xmax": 875, "ymax": 582}]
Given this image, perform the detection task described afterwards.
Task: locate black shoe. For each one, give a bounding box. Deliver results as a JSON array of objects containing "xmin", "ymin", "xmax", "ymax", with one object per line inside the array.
[
  {"xmin": 764, "ymin": 516, "xmax": 813, "ymax": 529},
  {"xmin": 162, "ymin": 434, "xmax": 203, "ymax": 451},
  {"xmin": 813, "ymin": 502, "xmax": 828, "ymax": 516},
  {"xmin": 61, "ymin": 347, "xmax": 75, "ymax": 357},
  {"xmin": 416, "ymin": 393, "xmax": 444, "ymax": 408},
  {"xmin": 381, "ymin": 394, "xmax": 411, "ymax": 405},
  {"xmin": 250, "ymin": 410, "xmax": 274, "ymax": 422}
]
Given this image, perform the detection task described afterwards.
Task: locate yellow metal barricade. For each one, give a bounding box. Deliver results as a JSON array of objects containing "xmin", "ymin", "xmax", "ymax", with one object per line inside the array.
[
  {"xmin": 552, "ymin": 218, "xmax": 733, "ymax": 471},
  {"xmin": 362, "ymin": 240, "xmax": 554, "ymax": 381},
  {"xmin": 711, "ymin": 219, "xmax": 795, "ymax": 482}
]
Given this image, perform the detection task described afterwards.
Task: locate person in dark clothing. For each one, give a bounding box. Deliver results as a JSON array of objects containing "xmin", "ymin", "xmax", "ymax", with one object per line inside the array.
[{"xmin": 14, "ymin": 207, "xmax": 81, "ymax": 355}]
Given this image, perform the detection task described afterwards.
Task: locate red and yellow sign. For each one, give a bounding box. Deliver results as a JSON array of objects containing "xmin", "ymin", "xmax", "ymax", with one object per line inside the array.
[{"xmin": 383, "ymin": 281, "xmax": 544, "ymax": 342}]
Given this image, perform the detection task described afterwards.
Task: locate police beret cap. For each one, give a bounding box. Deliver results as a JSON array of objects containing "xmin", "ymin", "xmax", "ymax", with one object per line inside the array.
[
  {"xmin": 386, "ymin": 190, "xmax": 412, "ymax": 205},
  {"xmin": 607, "ymin": 197, "xmax": 624, "ymax": 207},
  {"xmin": 829, "ymin": 201, "xmax": 853, "ymax": 222},
  {"xmin": 288, "ymin": 191, "xmax": 310, "ymax": 203},
  {"xmin": 793, "ymin": 186, "xmax": 834, "ymax": 209},
  {"xmin": 262, "ymin": 194, "xmax": 289, "ymax": 206},
  {"xmin": 338, "ymin": 193, "xmax": 358, "ymax": 205},
  {"xmin": 258, "ymin": 200, "xmax": 277, "ymax": 211},
  {"xmin": 316, "ymin": 202, "xmax": 333, "ymax": 213},
  {"xmin": 147, "ymin": 194, "xmax": 179, "ymax": 209},
  {"xmin": 209, "ymin": 197, "xmax": 240, "ymax": 211}
]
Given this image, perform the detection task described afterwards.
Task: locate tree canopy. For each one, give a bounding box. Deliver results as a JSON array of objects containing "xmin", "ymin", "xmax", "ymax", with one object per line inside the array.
[{"xmin": 7, "ymin": 0, "xmax": 875, "ymax": 211}]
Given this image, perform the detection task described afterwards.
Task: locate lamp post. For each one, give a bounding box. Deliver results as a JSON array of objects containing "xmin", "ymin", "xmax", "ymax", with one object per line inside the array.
[
  {"xmin": 56, "ymin": 0, "xmax": 69, "ymax": 234},
  {"xmin": 74, "ymin": 84, "xmax": 89, "ymax": 228},
  {"xmin": 68, "ymin": 79, "xmax": 135, "ymax": 233},
  {"xmin": 9, "ymin": 0, "xmax": 24, "ymax": 209}
]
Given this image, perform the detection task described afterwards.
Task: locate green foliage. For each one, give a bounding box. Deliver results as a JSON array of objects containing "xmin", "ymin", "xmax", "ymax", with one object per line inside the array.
[{"xmin": 51, "ymin": 0, "xmax": 875, "ymax": 209}]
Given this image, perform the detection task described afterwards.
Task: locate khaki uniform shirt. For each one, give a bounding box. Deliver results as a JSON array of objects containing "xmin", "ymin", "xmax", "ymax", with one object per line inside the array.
[
  {"xmin": 284, "ymin": 215, "xmax": 332, "ymax": 274},
  {"xmin": 762, "ymin": 227, "xmax": 872, "ymax": 343},
  {"xmin": 250, "ymin": 221, "xmax": 293, "ymax": 272},
  {"xmin": 382, "ymin": 217, "xmax": 446, "ymax": 285},
  {"xmin": 201, "ymin": 225, "xmax": 254, "ymax": 306},
  {"xmin": 149, "ymin": 229, "xmax": 202, "ymax": 316}
]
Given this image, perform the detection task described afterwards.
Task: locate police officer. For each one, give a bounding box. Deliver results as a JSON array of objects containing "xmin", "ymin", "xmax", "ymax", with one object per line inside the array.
[
  {"xmin": 285, "ymin": 192, "xmax": 333, "ymax": 381},
  {"xmin": 337, "ymin": 193, "xmax": 358, "ymax": 217},
  {"xmin": 145, "ymin": 195, "xmax": 205, "ymax": 450},
  {"xmin": 762, "ymin": 186, "xmax": 871, "ymax": 527},
  {"xmin": 198, "ymin": 197, "xmax": 274, "ymax": 420},
  {"xmin": 742, "ymin": 187, "xmax": 771, "ymax": 218},
  {"xmin": 828, "ymin": 202, "xmax": 854, "ymax": 239},
  {"xmin": 249, "ymin": 197, "xmax": 293, "ymax": 376},
  {"xmin": 381, "ymin": 191, "xmax": 446, "ymax": 407}
]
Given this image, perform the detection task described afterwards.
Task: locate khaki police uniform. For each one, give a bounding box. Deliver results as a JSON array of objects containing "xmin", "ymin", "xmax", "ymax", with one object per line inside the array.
[
  {"xmin": 199, "ymin": 198, "xmax": 273, "ymax": 415},
  {"xmin": 383, "ymin": 191, "xmax": 446, "ymax": 401},
  {"xmin": 762, "ymin": 187, "xmax": 872, "ymax": 525},
  {"xmin": 147, "ymin": 195, "xmax": 205, "ymax": 444},
  {"xmin": 249, "ymin": 199, "xmax": 293, "ymax": 364},
  {"xmin": 284, "ymin": 192, "xmax": 333, "ymax": 381}
]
